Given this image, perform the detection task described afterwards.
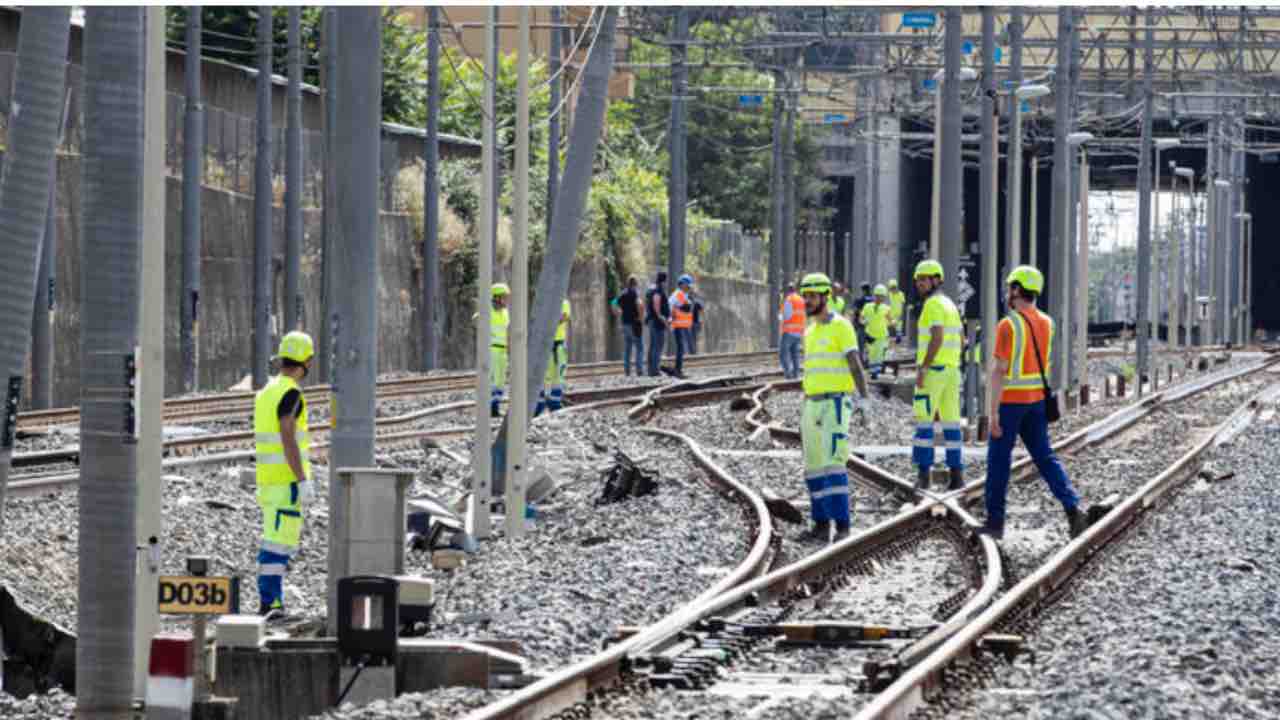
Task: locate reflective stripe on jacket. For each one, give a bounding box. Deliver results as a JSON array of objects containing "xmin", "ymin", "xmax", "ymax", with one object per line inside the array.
[
  {"xmin": 671, "ymin": 289, "xmax": 693, "ymax": 329},
  {"xmin": 916, "ymin": 293, "xmax": 964, "ymax": 367},
  {"xmin": 781, "ymin": 294, "xmax": 806, "ymax": 335},
  {"xmin": 1005, "ymin": 311, "xmax": 1054, "ymax": 390}
]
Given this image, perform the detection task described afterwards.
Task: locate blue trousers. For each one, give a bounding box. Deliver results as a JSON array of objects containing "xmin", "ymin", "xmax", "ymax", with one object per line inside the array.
[
  {"xmin": 647, "ymin": 323, "xmax": 666, "ymax": 376},
  {"xmin": 779, "ymin": 333, "xmax": 802, "ymax": 379},
  {"xmin": 690, "ymin": 323, "xmax": 701, "ymax": 355},
  {"xmin": 673, "ymin": 328, "xmax": 691, "ymax": 374},
  {"xmin": 623, "ymin": 325, "xmax": 643, "ymax": 375},
  {"xmin": 984, "ymin": 399, "xmax": 1080, "ymax": 533}
]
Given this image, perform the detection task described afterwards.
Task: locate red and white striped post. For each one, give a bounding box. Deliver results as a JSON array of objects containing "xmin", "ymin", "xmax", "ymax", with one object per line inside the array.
[{"xmin": 146, "ymin": 635, "xmax": 194, "ymax": 720}]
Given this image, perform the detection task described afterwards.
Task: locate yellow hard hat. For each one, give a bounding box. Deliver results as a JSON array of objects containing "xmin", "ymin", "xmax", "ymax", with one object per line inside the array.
[
  {"xmin": 492, "ymin": 283, "xmax": 511, "ymax": 297},
  {"xmin": 799, "ymin": 272, "xmax": 832, "ymax": 297},
  {"xmin": 276, "ymin": 331, "xmax": 315, "ymax": 363},
  {"xmin": 913, "ymin": 259, "xmax": 944, "ymax": 280},
  {"xmin": 873, "ymin": 283, "xmax": 888, "ymax": 296},
  {"xmin": 1006, "ymin": 265, "xmax": 1045, "ymax": 294}
]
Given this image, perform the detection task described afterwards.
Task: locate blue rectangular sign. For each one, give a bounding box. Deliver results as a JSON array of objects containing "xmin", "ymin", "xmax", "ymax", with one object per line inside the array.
[
  {"xmin": 738, "ymin": 94, "xmax": 764, "ymax": 108},
  {"xmin": 823, "ymin": 113, "xmax": 847, "ymax": 124},
  {"xmin": 903, "ymin": 11, "xmax": 936, "ymax": 29}
]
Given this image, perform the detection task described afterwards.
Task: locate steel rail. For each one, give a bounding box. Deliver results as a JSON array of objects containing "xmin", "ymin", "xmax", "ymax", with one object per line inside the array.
[
  {"xmin": 458, "ymin": 427, "xmax": 777, "ymax": 720},
  {"xmin": 15, "ymin": 349, "xmax": 781, "ymax": 430},
  {"xmin": 857, "ymin": 376, "xmax": 1280, "ymax": 720}
]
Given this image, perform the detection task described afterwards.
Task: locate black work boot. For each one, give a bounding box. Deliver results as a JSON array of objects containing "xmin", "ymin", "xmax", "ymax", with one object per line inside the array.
[
  {"xmin": 832, "ymin": 524, "xmax": 851, "ymax": 542},
  {"xmin": 915, "ymin": 466, "xmax": 931, "ymax": 492},
  {"xmin": 948, "ymin": 468, "xmax": 966, "ymax": 492},
  {"xmin": 1066, "ymin": 505, "xmax": 1087, "ymax": 539},
  {"xmin": 806, "ymin": 520, "xmax": 832, "ymax": 542},
  {"xmin": 974, "ymin": 524, "xmax": 1004, "ymax": 542}
]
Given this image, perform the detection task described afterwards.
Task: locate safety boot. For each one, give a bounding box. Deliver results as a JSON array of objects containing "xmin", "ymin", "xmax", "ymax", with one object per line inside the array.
[
  {"xmin": 915, "ymin": 466, "xmax": 931, "ymax": 492},
  {"xmin": 974, "ymin": 524, "xmax": 1004, "ymax": 542},
  {"xmin": 1066, "ymin": 505, "xmax": 1087, "ymax": 539},
  {"xmin": 806, "ymin": 520, "xmax": 832, "ymax": 542},
  {"xmin": 947, "ymin": 467, "xmax": 966, "ymax": 492},
  {"xmin": 832, "ymin": 524, "xmax": 851, "ymax": 542}
]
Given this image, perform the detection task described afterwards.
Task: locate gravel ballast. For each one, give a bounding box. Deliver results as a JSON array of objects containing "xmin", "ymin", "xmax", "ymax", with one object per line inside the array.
[{"xmin": 935, "ymin": 390, "xmax": 1280, "ymax": 719}]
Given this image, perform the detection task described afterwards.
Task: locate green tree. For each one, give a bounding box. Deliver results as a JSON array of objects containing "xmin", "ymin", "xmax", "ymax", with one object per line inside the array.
[{"xmin": 166, "ymin": 7, "xmax": 427, "ymax": 125}]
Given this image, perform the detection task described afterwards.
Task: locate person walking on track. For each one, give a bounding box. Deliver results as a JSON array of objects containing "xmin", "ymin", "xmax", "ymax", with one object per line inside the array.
[
  {"xmin": 911, "ymin": 260, "xmax": 966, "ymax": 493},
  {"xmin": 778, "ymin": 282, "xmax": 805, "ymax": 379}
]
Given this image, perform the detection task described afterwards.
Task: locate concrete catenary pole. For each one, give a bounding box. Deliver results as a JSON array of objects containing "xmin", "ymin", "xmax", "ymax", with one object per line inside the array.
[
  {"xmin": 182, "ymin": 7, "xmax": 203, "ymax": 393},
  {"xmin": 547, "ymin": 6, "xmax": 562, "ymax": 244},
  {"xmin": 668, "ymin": 7, "xmax": 689, "ymax": 281},
  {"xmin": 505, "ymin": 7, "xmax": 532, "ymax": 539},
  {"xmin": 1204, "ymin": 119, "xmax": 1217, "ymax": 347},
  {"xmin": 1006, "ymin": 7, "xmax": 1024, "ymax": 268},
  {"xmin": 1135, "ymin": 11, "xmax": 1154, "ymax": 390},
  {"xmin": 423, "ymin": 6, "xmax": 441, "ymax": 370},
  {"xmin": 0, "ymin": 3, "xmax": 69, "ymax": 669},
  {"xmin": 489, "ymin": 9, "xmax": 500, "ymax": 268},
  {"xmin": 252, "ymin": 6, "xmax": 274, "ymax": 388},
  {"xmin": 940, "ymin": 8, "xmax": 962, "ymax": 293},
  {"xmin": 32, "ymin": 86, "xmax": 70, "ymax": 411},
  {"xmin": 79, "ymin": 7, "xmax": 140, "ymax": 715},
  {"xmin": 326, "ymin": 5, "xmax": 381, "ymax": 633},
  {"xmin": 471, "ymin": 6, "xmax": 498, "ymax": 539},
  {"xmin": 318, "ymin": 7, "xmax": 339, "ymax": 382},
  {"xmin": 285, "ymin": 7, "xmax": 303, "ymax": 331},
  {"xmin": 1066, "ymin": 15, "xmax": 1081, "ymax": 388},
  {"xmin": 488, "ymin": 8, "xmax": 620, "ymax": 498},
  {"xmin": 1231, "ymin": 115, "xmax": 1245, "ymax": 344},
  {"xmin": 784, "ymin": 94, "xmax": 797, "ymax": 282},
  {"xmin": 980, "ymin": 8, "xmax": 996, "ymax": 415},
  {"xmin": 1076, "ymin": 152, "xmax": 1089, "ymax": 397},
  {"xmin": 1050, "ymin": 7, "xmax": 1072, "ymax": 391},
  {"xmin": 135, "ymin": 6, "xmax": 167, "ymax": 698}
]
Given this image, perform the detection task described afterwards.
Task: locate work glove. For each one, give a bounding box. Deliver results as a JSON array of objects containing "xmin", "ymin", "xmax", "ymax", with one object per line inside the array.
[{"xmin": 297, "ymin": 480, "xmax": 316, "ymax": 505}]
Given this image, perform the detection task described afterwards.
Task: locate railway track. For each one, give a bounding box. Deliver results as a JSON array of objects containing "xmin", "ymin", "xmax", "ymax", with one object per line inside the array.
[
  {"xmin": 454, "ymin": 354, "xmax": 1277, "ymax": 719},
  {"xmin": 13, "ymin": 349, "xmax": 781, "ymax": 431}
]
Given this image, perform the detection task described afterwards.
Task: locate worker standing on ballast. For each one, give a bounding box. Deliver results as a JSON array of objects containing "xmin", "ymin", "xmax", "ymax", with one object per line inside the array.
[
  {"xmin": 911, "ymin": 260, "xmax": 965, "ymax": 492},
  {"xmin": 799, "ymin": 273, "xmax": 868, "ymax": 543},
  {"xmin": 488, "ymin": 284, "xmax": 511, "ymax": 418},
  {"xmin": 978, "ymin": 266, "xmax": 1086, "ymax": 540},
  {"xmin": 860, "ymin": 284, "xmax": 894, "ymax": 379},
  {"xmin": 669, "ymin": 274, "xmax": 695, "ymax": 378},
  {"xmin": 778, "ymin": 282, "xmax": 805, "ymax": 379},
  {"xmin": 887, "ymin": 278, "xmax": 906, "ymax": 341},
  {"xmin": 253, "ymin": 331, "xmax": 316, "ymax": 618},
  {"xmin": 536, "ymin": 298, "xmax": 571, "ymax": 415}
]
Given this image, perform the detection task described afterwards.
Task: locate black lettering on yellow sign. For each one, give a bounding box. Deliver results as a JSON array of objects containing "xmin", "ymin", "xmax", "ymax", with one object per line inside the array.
[{"xmin": 157, "ymin": 576, "xmax": 239, "ymax": 615}]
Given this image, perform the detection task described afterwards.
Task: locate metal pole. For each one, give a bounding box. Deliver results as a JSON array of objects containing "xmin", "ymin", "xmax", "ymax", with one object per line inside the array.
[
  {"xmin": 1244, "ymin": 215, "xmax": 1253, "ymax": 343},
  {"xmin": 285, "ymin": 7, "xmax": 302, "ymax": 332},
  {"xmin": 505, "ymin": 7, "xmax": 531, "ymax": 539},
  {"xmin": 32, "ymin": 84, "xmax": 69, "ymax": 411},
  {"xmin": 1050, "ymin": 7, "xmax": 1072, "ymax": 391},
  {"xmin": 1077, "ymin": 151, "xmax": 1089, "ymax": 398},
  {"xmin": 1135, "ymin": 11, "xmax": 1153, "ymax": 390},
  {"xmin": 470, "ymin": 6, "xmax": 497, "ymax": 540},
  {"xmin": 1029, "ymin": 155, "xmax": 1038, "ymax": 266},
  {"xmin": 1228, "ymin": 121, "xmax": 1241, "ymax": 344},
  {"xmin": 546, "ymin": 6, "xmax": 562, "ymax": 244},
  {"xmin": 1006, "ymin": 7, "xmax": 1024, "ymax": 269},
  {"xmin": 783, "ymin": 92, "xmax": 797, "ymax": 283},
  {"xmin": 490, "ymin": 8, "xmax": 500, "ymax": 268},
  {"xmin": 1153, "ymin": 146, "xmax": 1162, "ymax": 342},
  {"xmin": 182, "ymin": 6, "xmax": 203, "ymax": 393},
  {"xmin": 252, "ymin": 6, "xmax": 273, "ymax": 388},
  {"xmin": 929, "ymin": 85, "xmax": 942, "ymax": 259},
  {"xmin": 1189, "ymin": 173, "xmax": 1200, "ymax": 346},
  {"xmin": 940, "ymin": 8, "xmax": 962, "ymax": 292},
  {"xmin": 318, "ymin": 7, "xmax": 338, "ymax": 382},
  {"xmin": 980, "ymin": 7, "xmax": 996, "ymax": 417},
  {"xmin": 326, "ymin": 5, "xmax": 381, "ymax": 634},
  {"xmin": 423, "ymin": 6, "xmax": 441, "ymax": 370},
  {"xmin": 1169, "ymin": 163, "xmax": 1180, "ymax": 349},
  {"xmin": 135, "ymin": 6, "xmax": 166, "ymax": 699},
  {"xmin": 668, "ymin": 7, "xmax": 689, "ymax": 281},
  {"xmin": 769, "ymin": 79, "xmax": 782, "ymax": 338},
  {"xmin": 80, "ymin": 8, "xmax": 140, "ymax": 715},
  {"xmin": 1204, "ymin": 120, "xmax": 1217, "ymax": 346},
  {"xmin": 1067, "ymin": 16, "xmax": 1081, "ymax": 389}
]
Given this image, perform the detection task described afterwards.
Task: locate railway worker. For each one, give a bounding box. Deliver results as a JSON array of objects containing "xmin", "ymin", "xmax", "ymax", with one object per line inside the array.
[
  {"xmin": 778, "ymin": 282, "xmax": 805, "ymax": 379},
  {"xmin": 610, "ymin": 275, "xmax": 645, "ymax": 376},
  {"xmin": 536, "ymin": 298, "xmax": 572, "ymax": 415},
  {"xmin": 859, "ymin": 284, "xmax": 894, "ymax": 379},
  {"xmin": 831, "ymin": 281, "xmax": 848, "ymax": 318},
  {"xmin": 852, "ymin": 281, "xmax": 874, "ymax": 362},
  {"xmin": 978, "ymin": 266, "xmax": 1086, "ymax": 541},
  {"xmin": 799, "ymin": 272, "xmax": 869, "ymax": 543},
  {"xmin": 489, "ymin": 283, "xmax": 511, "ymax": 418},
  {"xmin": 887, "ymin": 278, "xmax": 907, "ymax": 340},
  {"xmin": 645, "ymin": 271, "xmax": 670, "ymax": 377},
  {"xmin": 911, "ymin": 260, "xmax": 966, "ymax": 493},
  {"xmin": 669, "ymin": 274, "xmax": 696, "ymax": 378},
  {"xmin": 253, "ymin": 331, "xmax": 316, "ymax": 618},
  {"xmin": 689, "ymin": 291, "xmax": 705, "ymax": 355}
]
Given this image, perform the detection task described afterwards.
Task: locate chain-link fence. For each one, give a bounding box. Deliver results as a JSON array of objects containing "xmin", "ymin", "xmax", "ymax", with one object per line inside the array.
[{"xmin": 688, "ymin": 220, "xmax": 768, "ymax": 282}]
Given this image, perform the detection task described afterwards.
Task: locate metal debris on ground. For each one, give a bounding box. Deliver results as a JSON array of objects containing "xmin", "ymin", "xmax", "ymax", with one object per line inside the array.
[{"xmin": 597, "ymin": 449, "xmax": 660, "ymax": 505}]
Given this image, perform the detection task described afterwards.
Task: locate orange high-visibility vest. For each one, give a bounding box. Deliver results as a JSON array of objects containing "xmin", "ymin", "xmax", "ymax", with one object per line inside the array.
[
  {"xmin": 671, "ymin": 289, "xmax": 693, "ymax": 329},
  {"xmin": 781, "ymin": 294, "xmax": 806, "ymax": 335}
]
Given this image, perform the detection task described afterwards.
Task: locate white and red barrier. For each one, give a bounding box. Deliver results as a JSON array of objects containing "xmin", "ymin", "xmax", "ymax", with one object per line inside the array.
[{"xmin": 146, "ymin": 634, "xmax": 194, "ymax": 720}]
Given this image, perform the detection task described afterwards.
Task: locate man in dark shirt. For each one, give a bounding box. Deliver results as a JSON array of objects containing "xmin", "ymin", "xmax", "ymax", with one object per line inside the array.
[
  {"xmin": 852, "ymin": 281, "xmax": 874, "ymax": 363},
  {"xmin": 644, "ymin": 271, "xmax": 670, "ymax": 377},
  {"xmin": 611, "ymin": 275, "xmax": 645, "ymax": 376}
]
